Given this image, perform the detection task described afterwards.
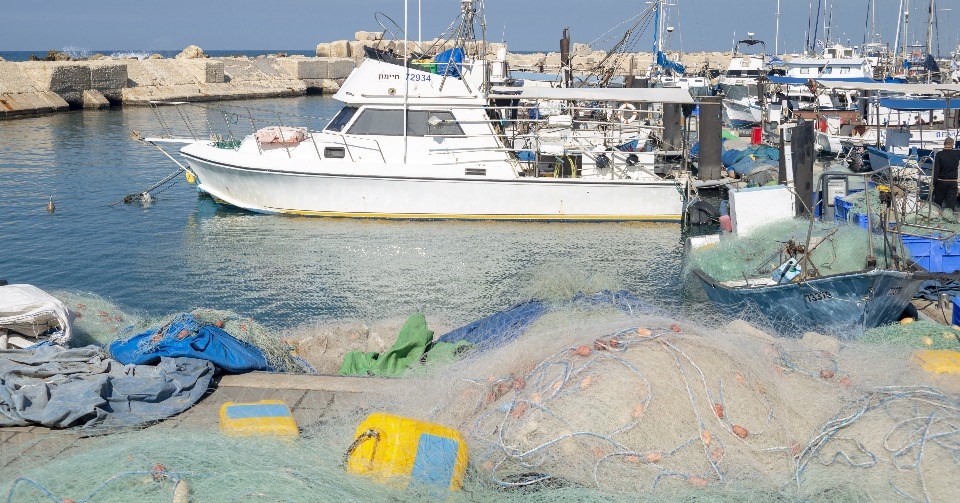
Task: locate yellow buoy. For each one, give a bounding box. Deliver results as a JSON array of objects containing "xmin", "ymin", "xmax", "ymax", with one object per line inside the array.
[
  {"xmin": 185, "ymin": 170, "xmax": 197, "ymax": 184},
  {"xmin": 218, "ymin": 400, "xmax": 299, "ymax": 438},
  {"xmin": 346, "ymin": 413, "xmax": 468, "ymax": 491},
  {"xmin": 899, "ymin": 317, "xmax": 915, "ymax": 325}
]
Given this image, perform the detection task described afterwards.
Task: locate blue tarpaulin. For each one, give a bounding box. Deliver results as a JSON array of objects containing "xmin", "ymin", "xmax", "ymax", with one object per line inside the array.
[
  {"xmin": 438, "ymin": 290, "xmax": 654, "ymax": 349},
  {"xmin": 109, "ymin": 313, "xmax": 270, "ymax": 373},
  {"xmin": 434, "ymin": 48, "xmax": 464, "ymax": 78},
  {"xmin": 0, "ymin": 345, "xmax": 214, "ymax": 428},
  {"xmin": 722, "ymin": 144, "xmax": 780, "ymax": 175},
  {"xmin": 656, "ymin": 51, "xmax": 685, "ymax": 74},
  {"xmin": 879, "ymin": 98, "xmax": 960, "ymax": 112}
]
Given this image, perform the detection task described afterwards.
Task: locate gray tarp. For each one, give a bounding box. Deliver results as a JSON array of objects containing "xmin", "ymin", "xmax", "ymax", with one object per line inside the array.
[{"xmin": 0, "ymin": 345, "xmax": 214, "ymax": 428}]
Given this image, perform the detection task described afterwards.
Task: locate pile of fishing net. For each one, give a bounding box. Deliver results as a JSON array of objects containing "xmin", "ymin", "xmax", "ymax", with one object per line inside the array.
[
  {"xmin": 54, "ymin": 291, "xmax": 301, "ymax": 371},
  {"xmin": 3, "ymin": 304, "xmax": 959, "ymax": 502},
  {"xmin": 862, "ymin": 319, "xmax": 960, "ymax": 351},
  {"xmin": 687, "ymin": 218, "xmax": 891, "ymax": 283}
]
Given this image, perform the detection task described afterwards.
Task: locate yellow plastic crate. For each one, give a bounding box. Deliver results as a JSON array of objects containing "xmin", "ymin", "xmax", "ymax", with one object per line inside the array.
[
  {"xmin": 218, "ymin": 400, "xmax": 299, "ymax": 438},
  {"xmin": 913, "ymin": 349, "xmax": 960, "ymax": 375},
  {"xmin": 345, "ymin": 413, "xmax": 468, "ymax": 491}
]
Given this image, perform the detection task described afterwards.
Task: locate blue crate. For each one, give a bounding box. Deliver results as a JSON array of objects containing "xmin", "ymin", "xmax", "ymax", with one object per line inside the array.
[
  {"xmin": 902, "ymin": 235, "xmax": 960, "ymax": 273},
  {"xmin": 833, "ymin": 196, "xmax": 869, "ymax": 228}
]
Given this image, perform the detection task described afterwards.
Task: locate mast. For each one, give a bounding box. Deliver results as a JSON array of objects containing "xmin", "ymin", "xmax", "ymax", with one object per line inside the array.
[
  {"xmin": 926, "ymin": 0, "xmax": 936, "ymax": 56},
  {"xmin": 894, "ymin": 0, "xmax": 905, "ymax": 60},
  {"xmin": 775, "ymin": 0, "xmax": 781, "ymax": 56},
  {"xmin": 903, "ymin": 0, "xmax": 912, "ymax": 63}
]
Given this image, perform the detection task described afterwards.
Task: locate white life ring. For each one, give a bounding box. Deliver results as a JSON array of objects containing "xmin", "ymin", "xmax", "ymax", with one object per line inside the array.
[{"xmin": 615, "ymin": 103, "xmax": 638, "ymax": 124}]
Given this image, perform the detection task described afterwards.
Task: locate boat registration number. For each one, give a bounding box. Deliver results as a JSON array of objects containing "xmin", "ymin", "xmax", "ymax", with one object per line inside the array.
[{"xmin": 803, "ymin": 291, "xmax": 833, "ymax": 303}]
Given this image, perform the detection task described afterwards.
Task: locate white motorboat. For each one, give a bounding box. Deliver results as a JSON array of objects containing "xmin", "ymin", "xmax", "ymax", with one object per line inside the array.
[{"xmin": 159, "ymin": 1, "xmax": 695, "ymax": 224}]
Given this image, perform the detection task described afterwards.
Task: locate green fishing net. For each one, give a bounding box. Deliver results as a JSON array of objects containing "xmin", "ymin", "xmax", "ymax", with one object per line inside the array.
[{"xmin": 687, "ymin": 218, "xmax": 896, "ymax": 283}]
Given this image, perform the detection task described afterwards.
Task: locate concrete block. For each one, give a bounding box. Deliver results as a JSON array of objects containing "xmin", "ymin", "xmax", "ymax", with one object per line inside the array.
[
  {"xmin": 89, "ymin": 61, "xmax": 127, "ymax": 91},
  {"xmin": 315, "ymin": 42, "xmax": 330, "ymax": 57},
  {"xmin": 0, "ymin": 91, "xmax": 69, "ymax": 118},
  {"xmin": 201, "ymin": 60, "xmax": 225, "ymax": 83},
  {"xmin": 81, "ymin": 89, "xmax": 110, "ymax": 109},
  {"xmin": 348, "ymin": 41, "xmax": 365, "ymax": 59},
  {"xmin": 326, "ymin": 58, "xmax": 356, "ymax": 79},
  {"xmin": 572, "ymin": 43, "xmax": 592, "ymax": 57},
  {"xmin": 279, "ymin": 58, "xmax": 328, "ymax": 80},
  {"xmin": 319, "ymin": 78, "xmax": 341, "ymax": 93},
  {"xmin": 329, "ymin": 40, "xmax": 351, "ymax": 58},
  {"xmin": 354, "ymin": 30, "xmax": 381, "ymax": 42},
  {"xmin": 21, "ymin": 62, "xmax": 91, "ymax": 105},
  {"xmin": 0, "ymin": 63, "xmax": 40, "ymax": 94}
]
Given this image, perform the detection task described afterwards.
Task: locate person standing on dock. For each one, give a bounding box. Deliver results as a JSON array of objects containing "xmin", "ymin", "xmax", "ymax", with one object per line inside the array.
[{"xmin": 932, "ymin": 137, "xmax": 960, "ymax": 211}]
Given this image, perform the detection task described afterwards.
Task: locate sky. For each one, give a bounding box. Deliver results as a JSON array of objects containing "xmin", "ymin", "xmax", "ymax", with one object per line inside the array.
[{"xmin": 1, "ymin": 0, "xmax": 957, "ymax": 54}]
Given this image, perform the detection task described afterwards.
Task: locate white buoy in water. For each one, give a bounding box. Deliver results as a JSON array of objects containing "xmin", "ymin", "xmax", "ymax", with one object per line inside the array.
[
  {"xmin": 140, "ymin": 192, "xmax": 154, "ymax": 205},
  {"xmin": 46, "ymin": 196, "xmax": 55, "ymax": 213},
  {"xmin": 172, "ymin": 480, "xmax": 190, "ymax": 503}
]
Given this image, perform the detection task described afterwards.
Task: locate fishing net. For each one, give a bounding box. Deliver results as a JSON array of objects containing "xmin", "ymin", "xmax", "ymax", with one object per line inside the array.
[
  {"xmin": 861, "ymin": 319, "xmax": 960, "ymax": 351},
  {"xmin": 686, "ymin": 218, "xmax": 894, "ymax": 283},
  {"xmin": 4, "ymin": 301, "xmax": 958, "ymax": 502},
  {"xmin": 53, "ymin": 291, "xmax": 300, "ymax": 372}
]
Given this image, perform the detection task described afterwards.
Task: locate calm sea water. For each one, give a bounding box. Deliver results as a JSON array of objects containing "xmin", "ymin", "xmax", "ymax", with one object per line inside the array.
[{"xmin": 0, "ymin": 96, "xmax": 692, "ymax": 330}]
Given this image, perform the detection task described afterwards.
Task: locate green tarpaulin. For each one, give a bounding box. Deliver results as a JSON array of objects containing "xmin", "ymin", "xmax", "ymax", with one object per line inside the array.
[{"xmin": 339, "ymin": 314, "xmax": 469, "ymax": 377}]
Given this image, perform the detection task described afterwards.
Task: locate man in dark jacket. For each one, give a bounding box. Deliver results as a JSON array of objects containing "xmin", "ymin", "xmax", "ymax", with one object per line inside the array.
[{"xmin": 932, "ymin": 137, "xmax": 960, "ymax": 210}]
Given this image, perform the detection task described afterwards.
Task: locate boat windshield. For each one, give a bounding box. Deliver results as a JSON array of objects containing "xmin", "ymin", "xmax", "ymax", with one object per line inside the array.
[{"xmin": 325, "ymin": 106, "xmax": 359, "ymax": 132}]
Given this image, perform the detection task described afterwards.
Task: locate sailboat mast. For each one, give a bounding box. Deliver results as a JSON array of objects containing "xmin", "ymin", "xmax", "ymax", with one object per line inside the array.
[
  {"xmin": 775, "ymin": 0, "xmax": 781, "ymax": 56},
  {"xmin": 903, "ymin": 0, "xmax": 912, "ymax": 62},
  {"xmin": 926, "ymin": 0, "xmax": 936, "ymax": 55},
  {"xmin": 894, "ymin": 0, "xmax": 904, "ymax": 59}
]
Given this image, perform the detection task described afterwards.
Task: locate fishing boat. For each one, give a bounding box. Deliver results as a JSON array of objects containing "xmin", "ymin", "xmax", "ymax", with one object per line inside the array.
[
  {"xmin": 174, "ymin": 60, "xmax": 691, "ymax": 221},
  {"xmin": 693, "ymin": 267, "xmax": 923, "ymax": 335}
]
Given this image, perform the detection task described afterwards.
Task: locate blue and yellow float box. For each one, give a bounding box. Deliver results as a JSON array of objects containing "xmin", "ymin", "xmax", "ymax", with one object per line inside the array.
[
  {"xmin": 219, "ymin": 400, "xmax": 299, "ymax": 438},
  {"xmin": 345, "ymin": 413, "xmax": 469, "ymax": 491}
]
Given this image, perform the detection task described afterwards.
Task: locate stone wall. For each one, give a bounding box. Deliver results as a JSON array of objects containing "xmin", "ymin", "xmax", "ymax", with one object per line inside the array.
[{"xmin": 0, "ymin": 55, "xmax": 356, "ymax": 118}]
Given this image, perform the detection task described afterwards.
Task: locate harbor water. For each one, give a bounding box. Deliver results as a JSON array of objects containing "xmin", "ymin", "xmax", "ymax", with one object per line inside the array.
[{"xmin": 0, "ymin": 95, "xmax": 691, "ymax": 330}]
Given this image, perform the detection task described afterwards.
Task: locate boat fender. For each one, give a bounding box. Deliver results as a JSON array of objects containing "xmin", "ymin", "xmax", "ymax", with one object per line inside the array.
[
  {"xmin": 625, "ymin": 154, "xmax": 640, "ymax": 167},
  {"xmin": 615, "ymin": 103, "xmax": 638, "ymax": 124},
  {"xmin": 185, "ymin": 171, "xmax": 197, "ymax": 184}
]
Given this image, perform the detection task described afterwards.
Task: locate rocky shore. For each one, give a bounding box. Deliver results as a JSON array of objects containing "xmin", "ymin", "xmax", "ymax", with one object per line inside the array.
[{"xmin": 1, "ymin": 37, "xmax": 738, "ymax": 119}]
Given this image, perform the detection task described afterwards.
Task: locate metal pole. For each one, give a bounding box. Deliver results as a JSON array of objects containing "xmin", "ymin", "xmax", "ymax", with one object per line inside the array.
[
  {"xmin": 864, "ymin": 174, "xmax": 877, "ymax": 267},
  {"xmin": 775, "ymin": 0, "xmax": 781, "ymax": 56},
  {"xmin": 403, "ymin": 0, "xmax": 409, "ymax": 163}
]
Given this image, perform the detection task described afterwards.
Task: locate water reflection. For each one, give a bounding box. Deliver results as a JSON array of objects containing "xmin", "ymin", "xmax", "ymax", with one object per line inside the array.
[{"xmin": 0, "ymin": 96, "xmax": 689, "ymax": 330}]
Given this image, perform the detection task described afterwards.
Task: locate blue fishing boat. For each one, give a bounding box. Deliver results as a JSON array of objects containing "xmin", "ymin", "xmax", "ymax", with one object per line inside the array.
[{"xmin": 692, "ymin": 267, "xmax": 924, "ymax": 336}]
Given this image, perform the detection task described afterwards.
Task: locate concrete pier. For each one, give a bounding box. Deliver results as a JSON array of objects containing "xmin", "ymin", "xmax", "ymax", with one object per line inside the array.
[{"xmin": 0, "ymin": 53, "xmax": 355, "ymax": 119}]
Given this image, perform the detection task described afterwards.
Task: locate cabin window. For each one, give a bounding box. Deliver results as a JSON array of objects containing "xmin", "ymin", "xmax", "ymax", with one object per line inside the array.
[
  {"xmin": 840, "ymin": 67, "xmax": 851, "ymax": 74},
  {"xmin": 822, "ymin": 67, "xmax": 833, "ymax": 74},
  {"xmin": 347, "ymin": 109, "xmax": 464, "ymax": 137},
  {"xmin": 799, "ymin": 68, "xmax": 810, "ymax": 75},
  {"xmin": 325, "ymin": 106, "xmax": 358, "ymax": 132}
]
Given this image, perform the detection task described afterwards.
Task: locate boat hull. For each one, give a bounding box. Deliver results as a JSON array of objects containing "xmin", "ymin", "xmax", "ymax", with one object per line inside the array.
[
  {"xmin": 693, "ymin": 268, "xmax": 923, "ymax": 335},
  {"xmin": 182, "ymin": 154, "xmax": 685, "ymax": 222},
  {"xmin": 722, "ymin": 99, "xmax": 761, "ymax": 127}
]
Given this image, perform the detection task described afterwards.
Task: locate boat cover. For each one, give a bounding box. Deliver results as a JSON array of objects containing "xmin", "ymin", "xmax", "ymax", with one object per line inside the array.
[
  {"xmin": 109, "ymin": 313, "xmax": 271, "ymax": 373},
  {"xmin": 0, "ymin": 284, "xmax": 72, "ymax": 346},
  {"xmin": 0, "ymin": 344, "xmax": 214, "ymax": 428},
  {"xmin": 254, "ymin": 126, "xmax": 307, "ymax": 145},
  {"xmin": 434, "ymin": 48, "xmax": 464, "ymax": 78},
  {"xmin": 878, "ymin": 98, "xmax": 960, "ymax": 112}
]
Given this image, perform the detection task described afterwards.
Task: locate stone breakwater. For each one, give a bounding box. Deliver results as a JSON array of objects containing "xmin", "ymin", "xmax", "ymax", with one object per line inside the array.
[
  {"xmin": 319, "ymin": 31, "xmax": 735, "ymax": 74},
  {"xmin": 0, "ymin": 55, "xmax": 354, "ymax": 119}
]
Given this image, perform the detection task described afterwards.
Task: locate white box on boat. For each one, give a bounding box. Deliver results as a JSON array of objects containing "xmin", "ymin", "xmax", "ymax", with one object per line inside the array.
[{"xmin": 729, "ymin": 185, "xmax": 795, "ymax": 237}]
